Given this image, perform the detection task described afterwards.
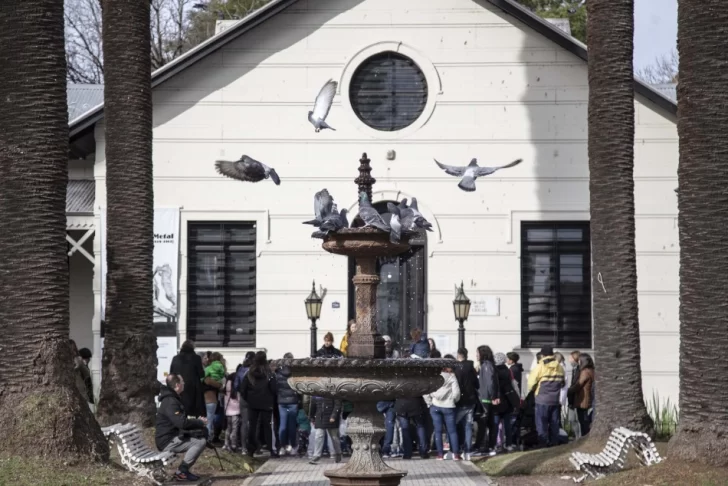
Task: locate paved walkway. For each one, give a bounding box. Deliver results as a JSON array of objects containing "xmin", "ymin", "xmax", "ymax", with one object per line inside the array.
[{"xmin": 242, "ymin": 456, "xmax": 495, "ymax": 486}]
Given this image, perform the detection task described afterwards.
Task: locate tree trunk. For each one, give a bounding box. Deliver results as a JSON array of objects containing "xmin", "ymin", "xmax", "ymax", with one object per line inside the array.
[
  {"xmin": 585, "ymin": 0, "xmax": 653, "ymax": 440},
  {"xmin": 96, "ymin": 0, "xmax": 158, "ymax": 427},
  {"xmin": 667, "ymin": 0, "xmax": 728, "ymax": 466},
  {"xmin": 0, "ymin": 1, "xmax": 108, "ymax": 460}
]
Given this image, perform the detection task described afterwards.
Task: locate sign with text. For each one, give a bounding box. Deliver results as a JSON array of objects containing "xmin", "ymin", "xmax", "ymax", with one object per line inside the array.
[{"xmin": 469, "ymin": 296, "xmax": 500, "ymax": 316}]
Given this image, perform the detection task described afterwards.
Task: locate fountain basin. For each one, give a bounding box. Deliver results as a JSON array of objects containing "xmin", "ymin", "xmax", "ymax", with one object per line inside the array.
[
  {"xmin": 276, "ymin": 358, "xmax": 455, "ymax": 486},
  {"xmin": 322, "ymin": 228, "xmax": 410, "ymax": 257},
  {"xmin": 277, "ymin": 357, "xmax": 452, "ymax": 401}
]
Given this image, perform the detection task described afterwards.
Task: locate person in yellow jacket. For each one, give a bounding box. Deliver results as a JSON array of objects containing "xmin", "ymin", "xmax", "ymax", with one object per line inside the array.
[
  {"xmin": 339, "ymin": 319, "xmax": 356, "ymax": 356},
  {"xmin": 527, "ymin": 346, "xmax": 565, "ymax": 447}
]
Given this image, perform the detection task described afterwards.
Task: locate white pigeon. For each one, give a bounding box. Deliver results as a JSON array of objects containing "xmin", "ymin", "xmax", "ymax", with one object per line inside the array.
[
  {"xmin": 434, "ymin": 158, "xmax": 523, "ymax": 192},
  {"xmin": 308, "ymin": 79, "xmax": 337, "ymax": 132}
]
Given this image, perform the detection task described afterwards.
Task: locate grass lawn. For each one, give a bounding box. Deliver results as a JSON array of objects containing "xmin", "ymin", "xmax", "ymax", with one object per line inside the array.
[
  {"xmin": 0, "ymin": 430, "xmax": 260, "ymax": 486},
  {"xmin": 477, "ymin": 441, "xmax": 728, "ymax": 485}
]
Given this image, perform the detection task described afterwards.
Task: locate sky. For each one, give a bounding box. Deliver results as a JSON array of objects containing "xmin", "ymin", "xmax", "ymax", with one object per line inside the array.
[{"xmin": 634, "ymin": 0, "xmax": 677, "ymax": 70}]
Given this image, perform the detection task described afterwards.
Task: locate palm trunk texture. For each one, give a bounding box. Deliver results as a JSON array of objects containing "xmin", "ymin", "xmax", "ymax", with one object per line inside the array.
[
  {"xmin": 0, "ymin": 1, "xmax": 108, "ymax": 460},
  {"xmin": 586, "ymin": 0, "xmax": 654, "ymax": 440},
  {"xmin": 667, "ymin": 0, "xmax": 728, "ymax": 466},
  {"xmin": 96, "ymin": 0, "xmax": 159, "ymax": 427}
]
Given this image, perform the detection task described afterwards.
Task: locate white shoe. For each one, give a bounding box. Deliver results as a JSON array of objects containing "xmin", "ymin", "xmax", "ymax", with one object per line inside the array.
[
  {"xmin": 464, "ymin": 453, "xmax": 471, "ymax": 461},
  {"xmin": 488, "ymin": 450, "xmax": 497, "ymax": 457}
]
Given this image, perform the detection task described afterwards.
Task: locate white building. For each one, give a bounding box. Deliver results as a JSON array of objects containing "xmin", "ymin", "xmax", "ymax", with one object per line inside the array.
[{"xmin": 67, "ymin": 0, "xmax": 679, "ymax": 402}]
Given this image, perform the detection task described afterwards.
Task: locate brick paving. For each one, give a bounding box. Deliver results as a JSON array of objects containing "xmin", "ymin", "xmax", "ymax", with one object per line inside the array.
[{"xmin": 242, "ymin": 456, "xmax": 495, "ymax": 486}]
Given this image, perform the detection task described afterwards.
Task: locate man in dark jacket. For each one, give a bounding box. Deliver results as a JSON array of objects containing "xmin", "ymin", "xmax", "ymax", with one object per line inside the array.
[
  {"xmin": 155, "ymin": 374, "xmax": 208, "ymax": 482},
  {"xmin": 454, "ymin": 347, "xmax": 479, "ymax": 459},
  {"xmin": 309, "ymin": 396, "xmax": 343, "ymax": 464},
  {"xmin": 317, "ymin": 332, "xmax": 344, "ymax": 358},
  {"xmin": 169, "ymin": 341, "xmax": 206, "ymax": 418}
]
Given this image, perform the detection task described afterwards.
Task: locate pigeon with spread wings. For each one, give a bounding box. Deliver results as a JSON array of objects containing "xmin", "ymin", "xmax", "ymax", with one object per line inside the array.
[
  {"xmin": 434, "ymin": 158, "xmax": 523, "ymax": 192},
  {"xmin": 308, "ymin": 79, "xmax": 338, "ymax": 132},
  {"xmin": 215, "ymin": 155, "xmax": 280, "ymax": 185}
]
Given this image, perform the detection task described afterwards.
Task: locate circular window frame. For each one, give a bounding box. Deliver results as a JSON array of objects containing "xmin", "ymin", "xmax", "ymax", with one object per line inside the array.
[{"xmin": 339, "ymin": 42, "xmax": 442, "ymax": 139}]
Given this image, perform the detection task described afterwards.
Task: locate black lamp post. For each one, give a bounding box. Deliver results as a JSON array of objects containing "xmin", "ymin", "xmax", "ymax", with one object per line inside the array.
[
  {"xmin": 453, "ymin": 281, "xmax": 472, "ymax": 350},
  {"xmin": 305, "ymin": 280, "xmax": 323, "ymax": 358}
]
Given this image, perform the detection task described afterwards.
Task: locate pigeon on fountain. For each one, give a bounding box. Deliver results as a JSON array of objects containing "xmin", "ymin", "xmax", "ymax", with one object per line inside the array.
[
  {"xmin": 303, "ymin": 189, "xmax": 334, "ymax": 227},
  {"xmin": 433, "ymin": 157, "xmax": 523, "ymax": 192},
  {"xmin": 358, "ymin": 192, "xmax": 390, "ymax": 232},
  {"xmin": 386, "ymin": 202, "xmax": 403, "ymax": 244},
  {"xmin": 409, "ymin": 198, "xmax": 433, "ymax": 232},
  {"xmin": 308, "ymin": 79, "xmax": 337, "ymax": 132},
  {"xmin": 320, "ymin": 203, "xmax": 349, "ymax": 233},
  {"xmin": 214, "ymin": 155, "xmax": 281, "ymax": 185}
]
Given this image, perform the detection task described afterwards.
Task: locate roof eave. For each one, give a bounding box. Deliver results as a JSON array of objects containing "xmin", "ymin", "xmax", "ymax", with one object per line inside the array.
[
  {"xmin": 486, "ymin": 0, "xmax": 677, "ymax": 117},
  {"xmin": 68, "ymin": 0, "xmax": 301, "ymax": 138}
]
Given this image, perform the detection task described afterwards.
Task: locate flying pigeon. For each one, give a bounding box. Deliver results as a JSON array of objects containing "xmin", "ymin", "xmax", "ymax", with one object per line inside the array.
[
  {"xmin": 214, "ymin": 155, "xmax": 280, "ymax": 185},
  {"xmin": 358, "ymin": 192, "xmax": 390, "ymax": 232},
  {"xmin": 303, "ymin": 189, "xmax": 334, "ymax": 227},
  {"xmin": 434, "ymin": 158, "xmax": 523, "ymax": 192},
  {"xmin": 409, "ymin": 197, "xmax": 433, "ymax": 232},
  {"xmin": 387, "ymin": 202, "xmax": 403, "ymax": 244},
  {"xmin": 308, "ymin": 79, "xmax": 337, "ymax": 132}
]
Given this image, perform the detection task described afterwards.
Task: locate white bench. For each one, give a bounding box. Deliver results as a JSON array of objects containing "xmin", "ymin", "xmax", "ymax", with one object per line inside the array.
[
  {"xmin": 569, "ymin": 427, "xmax": 663, "ymax": 482},
  {"xmin": 102, "ymin": 423, "xmax": 177, "ymax": 485}
]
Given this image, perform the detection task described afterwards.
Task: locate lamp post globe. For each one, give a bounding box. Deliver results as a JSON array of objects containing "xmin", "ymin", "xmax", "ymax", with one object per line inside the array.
[
  {"xmin": 305, "ymin": 280, "xmax": 323, "ymax": 357},
  {"xmin": 453, "ymin": 281, "xmax": 471, "ymax": 350}
]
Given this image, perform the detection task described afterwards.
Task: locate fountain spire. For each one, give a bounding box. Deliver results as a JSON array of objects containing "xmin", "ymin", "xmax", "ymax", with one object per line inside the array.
[{"xmin": 354, "ymin": 152, "xmax": 375, "ymax": 207}]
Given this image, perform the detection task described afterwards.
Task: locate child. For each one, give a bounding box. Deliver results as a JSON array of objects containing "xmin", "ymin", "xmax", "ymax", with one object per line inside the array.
[
  {"xmin": 223, "ymin": 371, "xmax": 241, "ymax": 452},
  {"xmin": 204, "ymin": 354, "xmax": 226, "ymax": 383},
  {"xmin": 297, "ymin": 406, "xmax": 311, "ymax": 457}
]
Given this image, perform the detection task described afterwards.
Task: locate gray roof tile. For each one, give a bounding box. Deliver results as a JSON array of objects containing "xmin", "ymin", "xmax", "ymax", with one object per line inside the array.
[{"xmin": 68, "ymin": 84, "xmax": 104, "ymax": 123}]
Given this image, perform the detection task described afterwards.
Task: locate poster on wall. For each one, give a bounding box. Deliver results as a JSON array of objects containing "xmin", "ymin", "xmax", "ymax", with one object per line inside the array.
[{"xmin": 99, "ymin": 207, "xmax": 180, "ymax": 383}]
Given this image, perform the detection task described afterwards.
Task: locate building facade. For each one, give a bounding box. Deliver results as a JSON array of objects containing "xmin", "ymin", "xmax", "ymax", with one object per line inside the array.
[{"xmin": 68, "ymin": 0, "xmax": 679, "ymax": 402}]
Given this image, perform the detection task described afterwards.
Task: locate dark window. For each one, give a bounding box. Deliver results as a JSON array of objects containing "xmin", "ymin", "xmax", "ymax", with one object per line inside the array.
[
  {"xmin": 347, "ymin": 202, "xmax": 427, "ymax": 354},
  {"xmin": 521, "ymin": 222, "xmax": 591, "ymax": 349},
  {"xmin": 349, "ymin": 51, "xmax": 428, "ymax": 131},
  {"xmin": 187, "ymin": 222, "xmax": 256, "ymax": 347}
]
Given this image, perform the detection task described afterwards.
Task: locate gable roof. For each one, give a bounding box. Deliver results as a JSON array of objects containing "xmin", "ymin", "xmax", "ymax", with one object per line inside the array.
[
  {"xmin": 68, "ymin": 83, "xmax": 104, "ymax": 123},
  {"xmin": 69, "ymin": 0, "xmax": 677, "ymax": 140}
]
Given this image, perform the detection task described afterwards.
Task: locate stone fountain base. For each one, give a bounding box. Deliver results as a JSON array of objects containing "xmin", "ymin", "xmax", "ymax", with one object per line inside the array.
[{"xmin": 278, "ymin": 357, "xmax": 452, "ymax": 486}]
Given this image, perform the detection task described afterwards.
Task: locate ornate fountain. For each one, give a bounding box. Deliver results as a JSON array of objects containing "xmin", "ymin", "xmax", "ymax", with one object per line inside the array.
[{"xmin": 275, "ymin": 153, "xmax": 453, "ymax": 486}]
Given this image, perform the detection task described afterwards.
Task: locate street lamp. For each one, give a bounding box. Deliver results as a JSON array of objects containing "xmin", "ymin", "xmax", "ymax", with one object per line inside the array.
[
  {"xmin": 305, "ymin": 280, "xmax": 323, "ymax": 358},
  {"xmin": 453, "ymin": 281, "xmax": 471, "ymax": 350}
]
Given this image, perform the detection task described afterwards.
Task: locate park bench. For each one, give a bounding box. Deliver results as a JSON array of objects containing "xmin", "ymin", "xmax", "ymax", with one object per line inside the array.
[
  {"xmin": 569, "ymin": 427, "xmax": 663, "ymax": 482},
  {"xmin": 102, "ymin": 423, "xmax": 176, "ymax": 485}
]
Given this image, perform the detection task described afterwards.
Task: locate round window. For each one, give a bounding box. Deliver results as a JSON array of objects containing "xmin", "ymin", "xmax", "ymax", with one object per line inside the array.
[{"xmin": 349, "ymin": 51, "xmax": 429, "ymax": 132}]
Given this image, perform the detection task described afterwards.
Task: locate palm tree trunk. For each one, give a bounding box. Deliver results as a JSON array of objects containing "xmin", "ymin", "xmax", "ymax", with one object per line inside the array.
[
  {"xmin": 96, "ymin": 0, "xmax": 158, "ymax": 427},
  {"xmin": 0, "ymin": 1, "xmax": 108, "ymax": 460},
  {"xmin": 667, "ymin": 0, "xmax": 728, "ymax": 466},
  {"xmin": 585, "ymin": 0, "xmax": 653, "ymax": 440}
]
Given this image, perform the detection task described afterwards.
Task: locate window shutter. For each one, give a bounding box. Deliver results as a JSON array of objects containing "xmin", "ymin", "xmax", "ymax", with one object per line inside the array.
[
  {"xmin": 187, "ymin": 222, "xmax": 256, "ymax": 347},
  {"xmin": 349, "ymin": 51, "xmax": 428, "ymax": 132}
]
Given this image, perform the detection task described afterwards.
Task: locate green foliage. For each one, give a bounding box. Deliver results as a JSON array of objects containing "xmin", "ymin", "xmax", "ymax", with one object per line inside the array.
[
  {"xmin": 515, "ymin": 0, "xmax": 587, "ymax": 43},
  {"xmin": 646, "ymin": 391, "xmax": 679, "ymax": 440}
]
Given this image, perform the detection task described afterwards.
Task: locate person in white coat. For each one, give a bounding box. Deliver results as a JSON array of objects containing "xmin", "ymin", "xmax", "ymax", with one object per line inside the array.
[{"xmin": 425, "ymin": 355, "xmax": 462, "ymax": 460}]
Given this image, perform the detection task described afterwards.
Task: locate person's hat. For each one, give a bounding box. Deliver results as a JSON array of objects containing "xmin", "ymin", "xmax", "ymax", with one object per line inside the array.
[
  {"xmin": 494, "ymin": 352, "xmax": 507, "ymax": 366},
  {"xmin": 540, "ymin": 345, "xmax": 554, "ymax": 356}
]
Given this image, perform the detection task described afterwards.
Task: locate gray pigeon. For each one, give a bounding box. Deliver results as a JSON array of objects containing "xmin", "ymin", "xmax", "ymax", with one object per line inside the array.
[
  {"xmin": 308, "ymin": 79, "xmax": 337, "ymax": 132},
  {"xmin": 358, "ymin": 192, "xmax": 390, "ymax": 232},
  {"xmin": 409, "ymin": 197, "xmax": 433, "ymax": 232},
  {"xmin": 303, "ymin": 189, "xmax": 334, "ymax": 227},
  {"xmin": 387, "ymin": 202, "xmax": 403, "ymax": 244},
  {"xmin": 215, "ymin": 155, "xmax": 280, "ymax": 185},
  {"xmin": 320, "ymin": 204, "xmax": 349, "ymax": 233},
  {"xmin": 434, "ymin": 158, "xmax": 523, "ymax": 192}
]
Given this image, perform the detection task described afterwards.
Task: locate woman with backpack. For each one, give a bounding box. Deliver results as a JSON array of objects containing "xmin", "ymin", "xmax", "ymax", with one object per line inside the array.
[{"xmin": 240, "ymin": 351, "xmax": 279, "ymax": 458}]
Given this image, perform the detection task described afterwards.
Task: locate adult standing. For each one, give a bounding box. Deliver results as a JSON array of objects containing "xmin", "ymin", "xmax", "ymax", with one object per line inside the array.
[
  {"xmin": 170, "ymin": 341, "xmax": 206, "ymax": 418},
  {"xmin": 277, "ymin": 352, "xmax": 299, "ymax": 455},
  {"xmin": 241, "ymin": 351, "xmax": 279, "ymax": 458},
  {"xmin": 317, "ymin": 332, "xmax": 344, "ymax": 358}
]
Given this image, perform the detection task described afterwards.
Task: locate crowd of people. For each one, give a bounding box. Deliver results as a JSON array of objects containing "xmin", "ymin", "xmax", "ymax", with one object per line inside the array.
[{"xmin": 153, "ymin": 328, "xmax": 596, "ymax": 480}]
